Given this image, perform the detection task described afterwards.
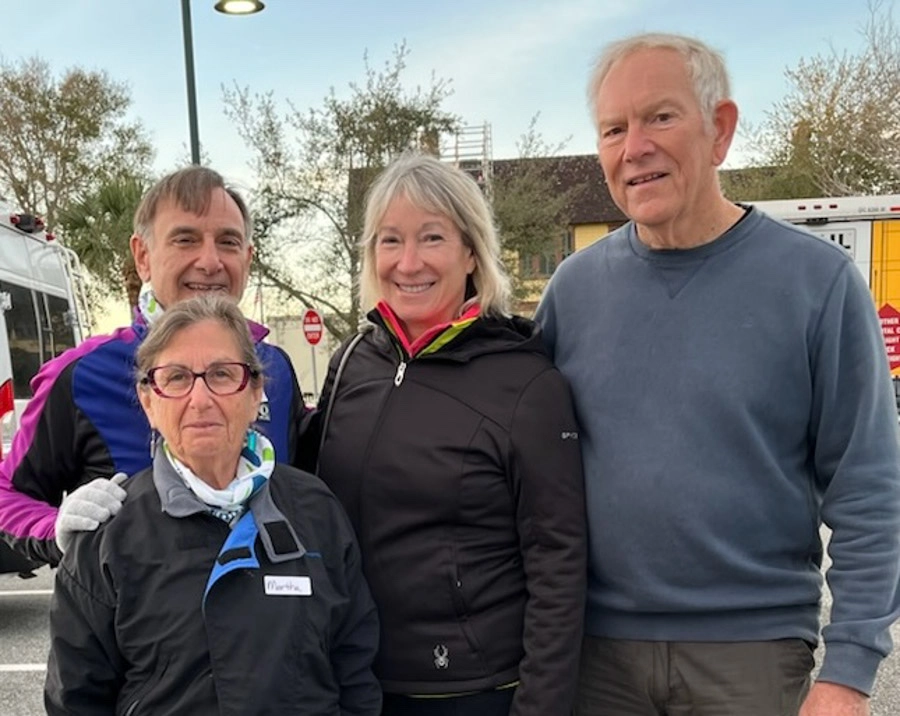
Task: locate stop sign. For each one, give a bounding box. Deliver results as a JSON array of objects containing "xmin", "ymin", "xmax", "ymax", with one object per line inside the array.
[{"xmin": 302, "ymin": 309, "xmax": 323, "ymax": 346}]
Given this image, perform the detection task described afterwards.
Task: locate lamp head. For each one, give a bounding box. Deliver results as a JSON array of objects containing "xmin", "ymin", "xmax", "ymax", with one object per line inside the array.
[{"xmin": 214, "ymin": 0, "xmax": 265, "ymax": 14}]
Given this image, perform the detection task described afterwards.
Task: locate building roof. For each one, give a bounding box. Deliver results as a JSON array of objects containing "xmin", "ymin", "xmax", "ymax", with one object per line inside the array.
[
  {"xmin": 493, "ymin": 154, "xmax": 627, "ymax": 225},
  {"xmin": 493, "ymin": 154, "xmax": 776, "ymax": 224}
]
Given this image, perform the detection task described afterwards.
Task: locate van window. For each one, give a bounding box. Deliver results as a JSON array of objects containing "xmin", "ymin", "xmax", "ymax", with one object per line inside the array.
[
  {"xmin": 43, "ymin": 293, "xmax": 77, "ymax": 359},
  {"xmin": 0, "ymin": 281, "xmax": 41, "ymax": 398}
]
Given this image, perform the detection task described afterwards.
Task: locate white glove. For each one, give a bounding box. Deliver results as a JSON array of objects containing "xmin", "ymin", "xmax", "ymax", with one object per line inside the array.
[{"xmin": 55, "ymin": 473, "xmax": 128, "ymax": 554}]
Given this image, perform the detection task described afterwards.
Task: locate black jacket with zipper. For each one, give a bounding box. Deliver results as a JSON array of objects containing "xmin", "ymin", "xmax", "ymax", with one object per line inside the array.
[
  {"xmin": 310, "ymin": 311, "xmax": 586, "ymax": 716},
  {"xmin": 44, "ymin": 457, "xmax": 381, "ymax": 716}
]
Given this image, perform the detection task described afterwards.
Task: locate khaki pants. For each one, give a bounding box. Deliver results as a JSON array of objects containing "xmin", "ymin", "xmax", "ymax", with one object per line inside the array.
[{"xmin": 575, "ymin": 637, "xmax": 814, "ymax": 716}]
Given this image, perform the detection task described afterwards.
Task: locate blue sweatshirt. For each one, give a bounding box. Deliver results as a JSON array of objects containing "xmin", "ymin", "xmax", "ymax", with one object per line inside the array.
[{"xmin": 536, "ymin": 207, "xmax": 900, "ymax": 695}]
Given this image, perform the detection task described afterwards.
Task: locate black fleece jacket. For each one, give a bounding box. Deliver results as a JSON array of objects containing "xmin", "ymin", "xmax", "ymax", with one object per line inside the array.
[{"xmin": 311, "ymin": 312, "xmax": 586, "ymax": 716}]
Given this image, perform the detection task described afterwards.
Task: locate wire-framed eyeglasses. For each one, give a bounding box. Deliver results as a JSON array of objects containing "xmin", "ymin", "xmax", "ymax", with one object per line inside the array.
[{"xmin": 141, "ymin": 362, "xmax": 258, "ymax": 399}]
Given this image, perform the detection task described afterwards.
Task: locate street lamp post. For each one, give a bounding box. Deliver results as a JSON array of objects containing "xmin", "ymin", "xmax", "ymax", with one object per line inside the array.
[
  {"xmin": 180, "ymin": 0, "xmax": 201, "ymax": 165},
  {"xmin": 179, "ymin": 0, "xmax": 266, "ymax": 166}
]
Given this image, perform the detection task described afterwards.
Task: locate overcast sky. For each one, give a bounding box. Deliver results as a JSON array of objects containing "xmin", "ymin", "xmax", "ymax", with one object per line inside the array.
[{"xmin": 2, "ymin": 0, "xmax": 875, "ymax": 187}]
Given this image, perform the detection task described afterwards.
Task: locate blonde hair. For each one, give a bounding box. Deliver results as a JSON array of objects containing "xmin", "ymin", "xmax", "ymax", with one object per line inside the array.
[{"xmin": 358, "ymin": 152, "xmax": 511, "ymax": 317}]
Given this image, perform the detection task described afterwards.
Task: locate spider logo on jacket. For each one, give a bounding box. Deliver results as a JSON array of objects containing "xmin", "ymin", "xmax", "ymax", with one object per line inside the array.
[{"xmin": 433, "ymin": 644, "xmax": 449, "ymax": 669}]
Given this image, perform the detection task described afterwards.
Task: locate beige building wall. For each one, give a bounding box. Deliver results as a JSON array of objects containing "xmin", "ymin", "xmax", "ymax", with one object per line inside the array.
[
  {"xmin": 514, "ymin": 222, "xmax": 620, "ymax": 315},
  {"xmin": 573, "ymin": 222, "xmax": 615, "ymax": 251},
  {"xmin": 266, "ymin": 315, "xmax": 339, "ymax": 404}
]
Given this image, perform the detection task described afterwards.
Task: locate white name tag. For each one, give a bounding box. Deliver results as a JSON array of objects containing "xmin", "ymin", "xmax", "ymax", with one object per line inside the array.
[{"xmin": 264, "ymin": 575, "xmax": 312, "ymax": 596}]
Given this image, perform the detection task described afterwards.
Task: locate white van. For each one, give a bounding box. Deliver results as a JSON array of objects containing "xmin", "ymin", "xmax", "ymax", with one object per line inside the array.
[{"xmin": 0, "ymin": 204, "xmax": 86, "ymax": 576}]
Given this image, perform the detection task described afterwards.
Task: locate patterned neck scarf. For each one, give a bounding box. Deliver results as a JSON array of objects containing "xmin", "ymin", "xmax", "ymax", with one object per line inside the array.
[
  {"xmin": 138, "ymin": 286, "xmax": 164, "ymax": 326},
  {"xmin": 162, "ymin": 430, "xmax": 275, "ymax": 525}
]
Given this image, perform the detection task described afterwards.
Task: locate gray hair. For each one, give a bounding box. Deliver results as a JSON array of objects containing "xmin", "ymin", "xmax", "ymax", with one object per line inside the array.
[
  {"xmin": 135, "ymin": 295, "xmax": 263, "ymax": 388},
  {"xmin": 359, "ymin": 151, "xmax": 511, "ymax": 317},
  {"xmin": 587, "ymin": 32, "xmax": 731, "ymax": 130},
  {"xmin": 133, "ymin": 166, "xmax": 253, "ymax": 246}
]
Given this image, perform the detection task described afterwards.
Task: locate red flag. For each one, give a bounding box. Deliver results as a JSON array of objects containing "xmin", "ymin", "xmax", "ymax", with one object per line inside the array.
[{"xmin": 0, "ymin": 379, "xmax": 13, "ymax": 460}]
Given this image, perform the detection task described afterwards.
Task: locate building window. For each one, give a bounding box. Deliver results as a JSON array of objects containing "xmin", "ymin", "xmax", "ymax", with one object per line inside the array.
[{"xmin": 518, "ymin": 230, "xmax": 574, "ymax": 279}]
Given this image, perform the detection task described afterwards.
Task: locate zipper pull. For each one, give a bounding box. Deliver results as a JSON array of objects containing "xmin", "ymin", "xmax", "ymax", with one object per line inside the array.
[{"xmin": 394, "ymin": 361, "xmax": 407, "ymax": 386}]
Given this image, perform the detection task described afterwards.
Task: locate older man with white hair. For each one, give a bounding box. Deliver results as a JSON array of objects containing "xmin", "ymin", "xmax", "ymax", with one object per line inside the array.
[{"xmin": 537, "ymin": 32, "xmax": 900, "ymax": 716}]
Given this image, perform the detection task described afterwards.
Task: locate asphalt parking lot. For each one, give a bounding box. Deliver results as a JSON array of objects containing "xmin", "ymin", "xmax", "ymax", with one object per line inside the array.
[{"xmin": 0, "ymin": 566, "xmax": 52, "ymax": 716}]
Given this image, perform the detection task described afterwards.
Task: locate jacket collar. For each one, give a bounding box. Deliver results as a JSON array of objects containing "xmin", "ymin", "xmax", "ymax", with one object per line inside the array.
[
  {"xmin": 152, "ymin": 450, "xmax": 305, "ymax": 563},
  {"xmin": 374, "ymin": 300, "xmax": 481, "ymax": 358}
]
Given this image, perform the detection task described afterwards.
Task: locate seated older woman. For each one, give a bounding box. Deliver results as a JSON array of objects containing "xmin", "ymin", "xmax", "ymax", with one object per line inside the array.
[{"xmin": 45, "ymin": 296, "xmax": 380, "ymax": 716}]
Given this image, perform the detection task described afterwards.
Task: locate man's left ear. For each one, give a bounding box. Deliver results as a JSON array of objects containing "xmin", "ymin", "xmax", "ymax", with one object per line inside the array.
[
  {"xmin": 711, "ymin": 99, "xmax": 739, "ymax": 167},
  {"xmin": 131, "ymin": 234, "xmax": 152, "ymax": 283}
]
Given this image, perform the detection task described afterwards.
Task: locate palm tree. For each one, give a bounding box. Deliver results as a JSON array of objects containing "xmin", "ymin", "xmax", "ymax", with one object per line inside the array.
[{"xmin": 57, "ymin": 175, "xmax": 148, "ymax": 308}]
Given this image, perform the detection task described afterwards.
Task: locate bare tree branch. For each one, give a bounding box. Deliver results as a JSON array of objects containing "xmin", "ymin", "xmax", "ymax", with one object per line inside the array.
[
  {"xmin": 742, "ymin": 0, "xmax": 900, "ymax": 198},
  {"xmin": 222, "ymin": 42, "xmax": 458, "ymax": 340}
]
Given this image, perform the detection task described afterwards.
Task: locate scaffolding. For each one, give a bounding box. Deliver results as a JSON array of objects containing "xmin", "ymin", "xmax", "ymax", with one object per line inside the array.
[{"xmin": 440, "ymin": 123, "xmax": 494, "ymax": 200}]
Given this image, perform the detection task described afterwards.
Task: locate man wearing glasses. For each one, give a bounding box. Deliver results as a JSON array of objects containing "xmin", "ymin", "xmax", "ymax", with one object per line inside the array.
[{"xmin": 0, "ymin": 166, "xmax": 305, "ymax": 566}]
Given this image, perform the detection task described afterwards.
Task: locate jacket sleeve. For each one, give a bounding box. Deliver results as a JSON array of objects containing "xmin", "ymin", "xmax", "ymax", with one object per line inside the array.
[
  {"xmin": 294, "ymin": 350, "xmax": 338, "ymax": 474},
  {"xmin": 507, "ymin": 367, "xmax": 586, "ymax": 716},
  {"xmin": 45, "ymin": 536, "xmax": 123, "ymax": 715},
  {"xmin": 0, "ymin": 360, "xmax": 86, "ymax": 566},
  {"xmin": 262, "ymin": 344, "xmax": 309, "ymax": 467},
  {"xmin": 811, "ymin": 262, "xmax": 900, "ymax": 695},
  {"xmin": 329, "ymin": 499, "xmax": 382, "ymax": 715}
]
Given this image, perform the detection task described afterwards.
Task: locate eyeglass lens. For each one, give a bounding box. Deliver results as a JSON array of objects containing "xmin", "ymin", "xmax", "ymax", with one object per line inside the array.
[{"xmin": 151, "ymin": 362, "xmax": 248, "ymax": 397}]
